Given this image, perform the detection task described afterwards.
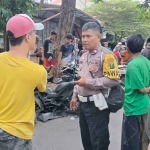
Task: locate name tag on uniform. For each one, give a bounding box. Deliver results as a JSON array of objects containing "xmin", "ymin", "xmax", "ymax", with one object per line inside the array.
[{"xmin": 103, "ymin": 54, "xmax": 120, "ymax": 79}]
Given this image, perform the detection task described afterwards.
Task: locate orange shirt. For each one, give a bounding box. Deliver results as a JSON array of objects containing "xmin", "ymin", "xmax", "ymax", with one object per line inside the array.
[{"xmin": 121, "ymin": 50, "xmax": 131, "ymax": 64}]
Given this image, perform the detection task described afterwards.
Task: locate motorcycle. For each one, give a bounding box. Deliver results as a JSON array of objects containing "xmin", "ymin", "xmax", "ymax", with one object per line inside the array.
[
  {"xmin": 47, "ymin": 74, "xmax": 63, "ymax": 84},
  {"xmin": 46, "ymin": 61, "xmax": 78, "ymax": 83},
  {"xmin": 35, "ymin": 74, "xmax": 80, "ymax": 122},
  {"xmin": 61, "ymin": 61, "xmax": 79, "ymax": 82},
  {"xmin": 118, "ymin": 65, "xmax": 127, "ymax": 85}
]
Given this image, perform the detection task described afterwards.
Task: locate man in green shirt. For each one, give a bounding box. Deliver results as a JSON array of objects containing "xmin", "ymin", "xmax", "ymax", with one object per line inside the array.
[{"xmin": 121, "ymin": 34, "xmax": 150, "ymax": 150}]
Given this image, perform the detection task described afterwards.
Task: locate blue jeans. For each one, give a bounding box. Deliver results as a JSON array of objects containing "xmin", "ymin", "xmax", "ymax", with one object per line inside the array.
[{"xmin": 0, "ymin": 129, "xmax": 32, "ymax": 150}]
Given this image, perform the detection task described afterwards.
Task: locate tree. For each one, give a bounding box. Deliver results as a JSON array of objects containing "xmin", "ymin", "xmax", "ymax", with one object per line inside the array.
[
  {"xmin": 0, "ymin": 0, "xmax": 39, "ymax": 50},
  {"xmin": 90, "ymin": 0, "xmax": 103, "ymax": 3},
  {"xmin": 137, "ymin": 0, "xmax": 150, "ymax": 21},
  {"xmin": 141, "ymin": 0, "xmax": 149, "ymax": 7},
  {"xmin": 54, "ymin": 0, "xmax": 76, "ymax": 78},
  {"xmin": 85, "ymin": 0, "xmax": 150, "ymax": 43}
]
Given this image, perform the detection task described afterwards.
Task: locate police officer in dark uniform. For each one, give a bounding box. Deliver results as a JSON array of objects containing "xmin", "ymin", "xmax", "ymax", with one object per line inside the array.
[{"xmin": 70, "ymin": 22, "xmax": 119, "ymax": 150}]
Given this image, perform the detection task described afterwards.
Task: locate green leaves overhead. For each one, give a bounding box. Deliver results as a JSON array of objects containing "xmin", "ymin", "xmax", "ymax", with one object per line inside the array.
[
  {"xmin": 85, "ymin": 0, "xmax": 150, "ymax": 43},
  {"xmin": 0, "ymin": 0, "xmax": 38, "ymax": 33}
]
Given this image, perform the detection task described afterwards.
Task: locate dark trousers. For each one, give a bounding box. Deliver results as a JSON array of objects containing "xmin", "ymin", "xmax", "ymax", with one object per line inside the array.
[
  {"xmin": 0, "ymin": 129, "xmax": 32, "ymax": 150},
  {"xmin": 79, "ymin": 101, "xmax": 110, "ymax": 150},
  {"xmin": 121, "ymin": 114, "xmax": 148, "ymax": 150}
]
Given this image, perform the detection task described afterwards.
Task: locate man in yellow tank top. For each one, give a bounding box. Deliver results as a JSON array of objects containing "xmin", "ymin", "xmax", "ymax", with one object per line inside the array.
[{"xmin": 0, "ymin": 14, "xmax": 47, "ymax": 150}]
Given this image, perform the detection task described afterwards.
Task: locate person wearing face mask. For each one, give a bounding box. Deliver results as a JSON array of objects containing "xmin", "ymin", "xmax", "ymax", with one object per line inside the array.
[{"xmin": 141, "ymin": 38, "xmax": 150, "ymax": 61}]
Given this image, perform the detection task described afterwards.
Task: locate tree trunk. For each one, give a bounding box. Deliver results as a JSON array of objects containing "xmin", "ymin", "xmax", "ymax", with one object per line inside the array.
[
  {"xmin": 3, "ymin": 33, "xmax": 5, "ymax": 51},
  {"xmin": 114, "ymin": 32, "xmax": 118, "ymax": 44},
  {"xmin": 118, "ymin": 31, "xmax": 124, "ymax": 42},
  {"xmin": 54, "ymin": 0, "xmax": 76, "ymax": 79}
]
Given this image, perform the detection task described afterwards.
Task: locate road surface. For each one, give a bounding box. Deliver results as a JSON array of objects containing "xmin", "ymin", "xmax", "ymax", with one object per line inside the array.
[{"xmin": 33, "ymin": 109, "xmax": 123, "ymax": 150}]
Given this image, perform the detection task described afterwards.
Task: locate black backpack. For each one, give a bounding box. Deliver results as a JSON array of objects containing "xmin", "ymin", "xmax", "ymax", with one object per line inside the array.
[
  {"xmin": 100, "ymin": 48, "xmax": 124, "ymax": 113},
  {"xmin": 88, "ymin": 48, "xmax": 124, "ymax": 113},
  {"xmin": 106, "ymin": 83, "xmax": 124, "ymax": 113}
]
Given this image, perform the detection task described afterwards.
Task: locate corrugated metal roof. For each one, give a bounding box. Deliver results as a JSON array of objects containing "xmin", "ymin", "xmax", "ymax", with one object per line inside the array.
[{"xmin": 38, "ymin": 3, "xmax": 100, "ymax": 26}]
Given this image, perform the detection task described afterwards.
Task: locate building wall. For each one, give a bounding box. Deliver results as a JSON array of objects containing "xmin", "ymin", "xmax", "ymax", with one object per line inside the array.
[
  {"xmin": 36, "ymin": 18, "xmax": 83, "ymax": 48},
  {"xmin": 76, "ymin": 0, "xmax": 92, "ymax": 9},
  {"xmin": 35, "ymin": 0, "xmax": 93, "ymax": 48}
]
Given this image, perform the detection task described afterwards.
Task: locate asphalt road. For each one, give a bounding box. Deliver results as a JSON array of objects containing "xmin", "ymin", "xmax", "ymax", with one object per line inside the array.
[{"xmin": 33, "ymin": 109, "xmax": 123, "ymax": 150}]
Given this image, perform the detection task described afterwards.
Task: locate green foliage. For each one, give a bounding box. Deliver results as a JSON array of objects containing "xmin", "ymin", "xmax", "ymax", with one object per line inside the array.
[
  {"xmin": 137, "ymin": 0, "xmax": 150, "ymax": 21},
  {"xmin": 0, "ymin": 0, "xmax": 39, "ymax": 33},
  {"xmin": 140, "ymin": 0, "xmax": 149, "ymax": 8},
  {"xmin": 85, "ymin": 0, "xmax": 150, "ymax": 43}
]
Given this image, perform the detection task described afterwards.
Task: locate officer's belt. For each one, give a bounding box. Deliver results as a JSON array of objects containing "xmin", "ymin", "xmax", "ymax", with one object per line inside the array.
[{"xmin": 78, "ymin": 95, "xmax": 94, "ymax": 102}]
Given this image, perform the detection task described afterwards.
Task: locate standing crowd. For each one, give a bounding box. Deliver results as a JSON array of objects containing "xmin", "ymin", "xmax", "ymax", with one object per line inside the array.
[
  {"xmin": 1, "ymin": 13, "xmax": 150, "ymax": 150},
  {"xmin": 29, "ymin": 31, "xmax": 82, "ymax": 74}
]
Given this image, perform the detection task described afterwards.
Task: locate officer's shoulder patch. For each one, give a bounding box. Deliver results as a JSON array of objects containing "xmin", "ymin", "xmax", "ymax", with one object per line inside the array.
[{"xmin": 103, "ymin": 54, "xmax": 120, "ymax": 79}]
